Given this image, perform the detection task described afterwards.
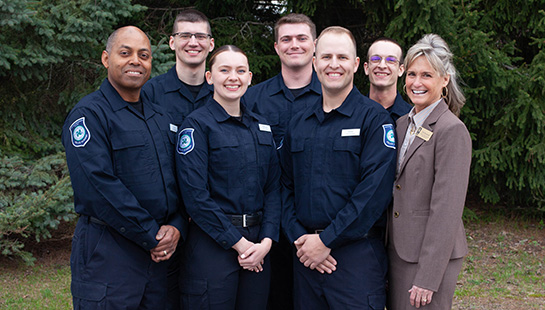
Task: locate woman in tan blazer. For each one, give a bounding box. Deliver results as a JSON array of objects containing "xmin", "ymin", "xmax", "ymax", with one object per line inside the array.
[{"xmin": 387, "ymin": 34, "xmax": 472, "ymax": 309}]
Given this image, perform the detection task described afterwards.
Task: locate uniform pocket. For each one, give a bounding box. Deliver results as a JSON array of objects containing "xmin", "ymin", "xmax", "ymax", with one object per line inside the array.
[
  {"xmin": 71, "ymin": 280, "xmax": 107, "ymax": 309},
  {"xmin": 111, "ymin": 130, "xmax": 153, "ymax": 185},
  {"xmin": 180, "ymin": 278, "xmax": 209, "ymax": 310}
]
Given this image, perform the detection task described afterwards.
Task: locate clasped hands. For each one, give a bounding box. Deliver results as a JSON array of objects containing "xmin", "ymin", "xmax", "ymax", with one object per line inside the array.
[
  {"xmin": 233, "ymin": 237, "xmax": 272, "ymax": 273},
  {"xmin": 150, "ymin": 225, "xmax": 180, "ymax": 263},
  {"xmin": 294, "ymin": 234, "xmax": 337, "ymax": 274}
]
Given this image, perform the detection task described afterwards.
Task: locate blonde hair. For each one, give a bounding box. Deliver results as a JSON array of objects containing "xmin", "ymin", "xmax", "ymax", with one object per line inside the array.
[{"xmin": 405, "ymin": 34, "xmax": 465, "ymax": 116}]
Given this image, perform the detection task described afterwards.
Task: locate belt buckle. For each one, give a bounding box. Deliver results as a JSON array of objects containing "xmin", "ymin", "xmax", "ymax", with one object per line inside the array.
[
  {"xmin": 314, "ymin": 229, "xmax": 324, "ymax": 234},
  {"xmin": 242, "ymin": 214, "xmax": 248, "ymax": 228}
]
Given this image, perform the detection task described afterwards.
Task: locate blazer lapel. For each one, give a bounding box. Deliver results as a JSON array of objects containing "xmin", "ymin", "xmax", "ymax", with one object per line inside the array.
[{"xmin": 397, "ymin": 100, "xmax": 449, "ymax": 176}]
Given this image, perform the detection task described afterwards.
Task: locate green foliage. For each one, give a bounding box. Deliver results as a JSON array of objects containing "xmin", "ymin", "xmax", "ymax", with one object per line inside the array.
[
  {"xmin": 0, "ymin": 0, "xmax": 145, "ymax": 263},
  {"xmin": 2, "ymin": 0, "xmax": 545, "ymax": 263},
  {"xmin": 0, "ymin": 153, "xmax": 75, "ymax": 265}
]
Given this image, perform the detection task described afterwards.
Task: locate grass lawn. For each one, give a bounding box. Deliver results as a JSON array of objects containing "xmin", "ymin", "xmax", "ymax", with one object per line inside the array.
[{"xmin": 1, "ymin": 208, "xmax": 544, "ymax": 309}]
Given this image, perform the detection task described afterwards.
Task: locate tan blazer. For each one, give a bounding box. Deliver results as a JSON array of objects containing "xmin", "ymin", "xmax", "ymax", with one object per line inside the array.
[{"xmin": 389, "ymin": 100, "xmax": 471, "ymax": 291}]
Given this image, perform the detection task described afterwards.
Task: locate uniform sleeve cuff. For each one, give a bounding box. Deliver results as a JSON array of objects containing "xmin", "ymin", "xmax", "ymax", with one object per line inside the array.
[
  {"xmin": 217, "ymin": 226, "xmax": 243, "ymax": 250},
  {"xmin": 259, "ymin": 223, "xmax": 279, "ymax": 243}
]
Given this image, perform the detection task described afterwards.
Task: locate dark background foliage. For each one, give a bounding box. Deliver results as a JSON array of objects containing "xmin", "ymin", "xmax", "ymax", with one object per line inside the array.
[{"xmin": 1, "ymin": 0, "xmax": 544, "ymax": 263}]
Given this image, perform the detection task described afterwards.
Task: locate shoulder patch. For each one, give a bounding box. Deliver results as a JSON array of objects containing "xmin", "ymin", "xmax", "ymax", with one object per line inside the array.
[
  {"xmin": 177, "ymin": 128, "xmax": 195, "ymax": 155},
  {"xmin": 382, "ymin": 124, "xmax": 396, "ymax": 149},
  {"xmin": 70, "ymin": 117, "xmax": 91, "ymax": 148}
]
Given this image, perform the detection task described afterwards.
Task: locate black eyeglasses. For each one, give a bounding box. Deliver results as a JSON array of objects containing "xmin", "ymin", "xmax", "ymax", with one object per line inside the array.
[
  {"xmin": 172, "ymin": 32, "xmax": 211, "ymax": 41},
  {"xmin": 369, "ymin": 55, "xmax": 399, "ymax": 65}
]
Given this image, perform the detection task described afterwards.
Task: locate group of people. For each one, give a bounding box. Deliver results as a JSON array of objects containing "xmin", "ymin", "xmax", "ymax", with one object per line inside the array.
[{"xmin": 62, "ymin": 9, "xmax": 471, "ymax": 310}]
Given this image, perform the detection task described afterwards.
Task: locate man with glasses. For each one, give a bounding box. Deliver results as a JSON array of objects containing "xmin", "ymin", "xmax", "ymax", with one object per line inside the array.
[
  {"xmin": 143, "ymin": 9, "xmax": 214, "ymax": 127},
  {"xmin": 142, "ymin": 9, "xmax": 214, "ymax": 310},
  {"xmin": 364, "ymin": 38, "xmax": 411, "ymax": 122},
  {"xmin": 243, "ymin": 13, "xmax": 321, "ymax": 310}
]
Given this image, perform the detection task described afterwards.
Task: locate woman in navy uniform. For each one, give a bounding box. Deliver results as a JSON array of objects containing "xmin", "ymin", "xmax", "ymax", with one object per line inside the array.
[{"xmin": 176, "ymin": 45, "xmax": 281, "ymax": 309}]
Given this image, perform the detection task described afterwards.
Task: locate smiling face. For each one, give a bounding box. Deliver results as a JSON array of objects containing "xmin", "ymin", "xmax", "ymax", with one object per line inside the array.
[
  {"xmin": 405, "ymin": 55, "xmax": 449, "ymax": 113},
  {"xmin": 364, "ymin": 40, "xmax": 404, "ymax": 90},
  {"xmin": 274, "ymin": 23, "xmax": 315, "ymax": 69},
  {"xmin": 170, "ymin": 21, "xmax": 214, "ymax": 67},
  {"xmin": 102, "ymin": 26, "xmax": 152, "ymax": 101},
  {"xmin": 313, "ymin": 32, "xmax": 360, "ymax": 96},
  {"xmin": 206, "ymin": 50, "xmax": 252, "ymax": 105}
]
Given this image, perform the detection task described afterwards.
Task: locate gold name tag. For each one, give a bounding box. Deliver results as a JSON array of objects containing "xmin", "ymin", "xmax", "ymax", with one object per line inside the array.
[{"xmin": 416, "ymin": 127, "xmax": 433, "ymax": 141}]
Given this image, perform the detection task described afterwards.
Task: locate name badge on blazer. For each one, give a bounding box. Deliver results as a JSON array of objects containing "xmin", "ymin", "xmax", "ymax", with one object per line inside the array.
[
  {"xmin": 416, "ymin": 127, "xmax": 433, "ymax": 141},
  {"xmin": 259, "ymin": 124, "xmax": 271, "ymax": 132},
  {"xmin": 341, "ymin": 128, "xmax": 360, "ymax": 137}
]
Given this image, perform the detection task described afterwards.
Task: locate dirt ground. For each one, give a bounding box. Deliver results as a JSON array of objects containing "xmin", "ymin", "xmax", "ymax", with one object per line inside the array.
[{"xmin": 2, "ymin": 215, "xmax": 545, "ymax": 309}]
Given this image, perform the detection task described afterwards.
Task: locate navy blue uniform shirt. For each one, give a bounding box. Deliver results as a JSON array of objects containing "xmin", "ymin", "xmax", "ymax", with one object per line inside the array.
[
  {"xmin": 387, "ymin": 92, "xmax": 412, "ymax": 123},
  {"xmin": 243, "ymin": 71, "xmax": 322, "ymax": 146},
  {"xmin": 280, "ymin": 87, "xmax": 397, "ymax": 249},
  {"xmin": 62, "ymin": 79, "xmax": 185, "ymax": 250},
  {"xmin": 176, "ymin": 99, "xmax": 281, "ymax": 250},
  {"xmin": 142, "ymin": 65, "xmax": 214, "ymax": 126}
]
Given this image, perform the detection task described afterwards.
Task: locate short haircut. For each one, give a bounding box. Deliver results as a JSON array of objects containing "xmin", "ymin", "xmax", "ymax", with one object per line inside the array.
[
  {"xmin": 274, "ymin": 13, "xmax": 316, "ymax": 42},
  {"xmin": 315, "ymin": 26, "xmax": 357, "ymax": 56},
  {"xmin": 105, "ymin": 26, "xmax": 150, "ymax": 53},
  {"xmin": 208, "ymin": 45, "xmax": 247, "ymax": 69},
  {"xmin": 105, "ymin": 28, "xmax": 120, "ymax": 52},
  {"xmin": 367, "ymin": 37, "xmax": 404, "ymax": 63},
  {"xmin": 172, "ymin": 9, "xmax": 211, "ymax": 35}
]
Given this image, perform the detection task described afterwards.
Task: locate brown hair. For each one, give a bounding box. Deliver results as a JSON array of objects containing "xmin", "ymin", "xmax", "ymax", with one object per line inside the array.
[
  {"xmin": 274, "ymin": 13, "xmax": 316, "ymax": 42},
  {"xmin": 208, "ymin": 45, "xmax": 247, "ymax": 69},
  {"xmin": 367, "ymin": 37, "xmax": 404, "ymax": 63},
  {"xmin": 172, "ymin": 9, "xmax": 211, "ymax": 35},
  {"xmin": 315, "ymin": 26, "xmax": 357, "ymax": 56}
]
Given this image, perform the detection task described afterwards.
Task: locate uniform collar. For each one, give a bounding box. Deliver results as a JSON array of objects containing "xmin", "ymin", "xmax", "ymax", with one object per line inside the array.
[
  {"xmin": 387, "ymin": 92, "xmax": 412, "ymax": 119},
  {"xmin": 207, "ymin": 99, "xmax": 258, "ymax": 125},
  {"xmin": 304, "ymin": 86, "xmax": 361, "ymax": 121},
  {"xmin": 266, "ymin": 71, "xmax": 322, "ymax": 100},
  {"xmin": 100, "ymin": 79, "xmax": 160, "ymax": 119},
  {"xmin": 163, "ymin": 65, "xmax": 214, "ymax": 101}
]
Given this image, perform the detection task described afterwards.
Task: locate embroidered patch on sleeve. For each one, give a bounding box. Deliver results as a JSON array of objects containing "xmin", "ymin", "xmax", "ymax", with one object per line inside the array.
[
  {"xmin": 177, "ymin": 128, "xmax": 195, "ymax": 155},
  {"xmin": 70, "ymin": 117, "xmax": 91, "ymax": 148},
  {"xmin": 383, "ymin": 124, "xmax": 396, "ymax": 149}
]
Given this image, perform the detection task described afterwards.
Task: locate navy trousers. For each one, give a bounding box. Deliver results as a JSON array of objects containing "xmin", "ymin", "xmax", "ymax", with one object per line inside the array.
[
  {"xmin": 293, "ymin": 237, "xmax": 387, "ymax": 310},
  {"xmin": 180, "ymin": 222, "xmax": 271, "ymax": 310},
  {"xmin": 70, "ymin": 216, "xmax": 168, "ymax": 309}
]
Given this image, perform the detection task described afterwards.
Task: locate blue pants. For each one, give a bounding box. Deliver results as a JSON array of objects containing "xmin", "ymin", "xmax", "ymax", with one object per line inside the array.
[
  {"xmin": 180, "ymin": 222, "xmax": 271, "ymax": 310},
  {"xmin": 70, "ymin": 216, "xmax": 168, "ymax": 309},
  {"xmin": 293, "ymin": 237, "xmax": 387, "ymax": 310}
]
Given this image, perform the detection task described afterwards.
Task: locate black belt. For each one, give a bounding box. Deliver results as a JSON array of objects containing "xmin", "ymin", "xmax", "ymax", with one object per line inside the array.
[
  {"xmin": 85, "ymin": 215, "xmax": 107, "ymax": 226},
  {"xmin": 306, "ymin": 226, "xmax": 384, "ymax": 240},
  {"xmin": 229, "ymin": 211, "xmax": 262, "ymax": 228}
]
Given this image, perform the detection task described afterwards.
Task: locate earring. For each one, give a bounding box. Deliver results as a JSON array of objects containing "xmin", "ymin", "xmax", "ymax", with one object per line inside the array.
[
  {"xmin": 442, "ymin": 86, "xmax": 449, "ymax": 99},
  {"xmin": 402, "ymin": 84, "xmax": 407, "ymax": 95}
]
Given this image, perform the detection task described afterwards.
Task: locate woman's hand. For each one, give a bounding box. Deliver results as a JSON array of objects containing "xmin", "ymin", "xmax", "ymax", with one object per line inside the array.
[
  {"xmin": 238, "ymin": 238, "xmax": 273, "ymax": 272},
  {"xmin": 409, "ymin": 285, "xmax": 434, "ymax": 308},
  {"xmin": 232, "ymin": 237, "xmax": 253, "ymax": 256}
]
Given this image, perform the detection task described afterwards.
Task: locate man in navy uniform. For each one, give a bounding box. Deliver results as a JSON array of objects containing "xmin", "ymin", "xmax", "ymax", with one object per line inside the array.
[
  {"xmin": 142, "ymin": 9, "xmax": 214, "ymax": 127},
  {"xmin": 280, "ymin": 26, "xmax": 397, "ymax": 309},
  {"xmin": 244, "ymin": 13, "xmax": 321, "ymax": 147},
  {"xmin": 243, "ymin": 14, "xmax": 321, "ymax": 309},
  {"xmin": 62, "ymin": 26, "xmax": 184, "ymax": 309},
  {"xmin": 142, "ymin": 9, "xmax": 213, "ymax": 309},
  {"xmin": 364, "ymin": 37, "xmax": 411, "ymax": 122}
]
